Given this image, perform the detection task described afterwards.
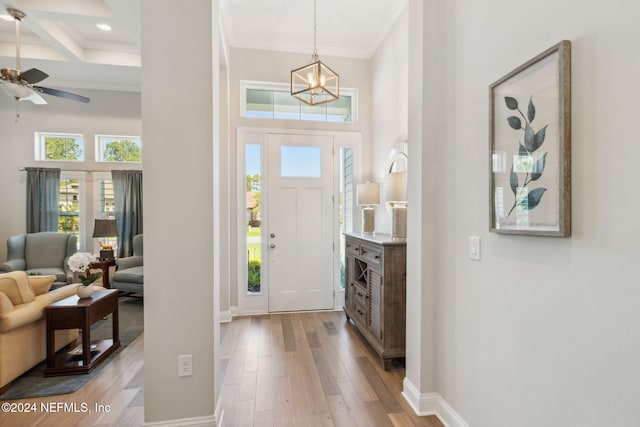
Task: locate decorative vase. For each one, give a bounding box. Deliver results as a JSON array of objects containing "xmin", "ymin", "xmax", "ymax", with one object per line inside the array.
[{"xmin": 77, "ymin": 284, "xmax": 94, "ymax": 299}]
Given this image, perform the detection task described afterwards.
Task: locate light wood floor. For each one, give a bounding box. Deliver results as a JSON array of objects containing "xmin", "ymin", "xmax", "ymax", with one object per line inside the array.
[
  {"xmin": 219, "ymin": 310, "xmax": 443, "ymax": 427},
  {"xmin": 0, "ymin": 332, "xmax": 144, "ymax": 427},
  {"xmin": 0, "ymin": 310, "xmax": 443, "ymax": 427}
]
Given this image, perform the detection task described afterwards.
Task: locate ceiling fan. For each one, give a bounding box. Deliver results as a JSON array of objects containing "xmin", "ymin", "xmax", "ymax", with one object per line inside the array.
[{"xmin": 0, "ymin": 8, "xmax": 90, "ymax": 104}]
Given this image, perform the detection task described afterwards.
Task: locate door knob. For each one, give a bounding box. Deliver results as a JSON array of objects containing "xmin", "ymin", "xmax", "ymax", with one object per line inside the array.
[
  {"xmin": 270, "ymin": 243, "xmax": 276, "ymax": 249},
  {"xmin": 270, "ymin": 233, "xmax": 276, "ymax": 238}
]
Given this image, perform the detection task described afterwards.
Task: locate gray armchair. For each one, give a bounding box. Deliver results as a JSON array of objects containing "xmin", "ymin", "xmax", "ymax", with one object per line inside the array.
[
  {"xmin": 112, "ymin": 234, "xmax": 143, "ymax": 294},
  {"xmin": 0, "ymin": 232, "xmax": 78, "ymax": 283}
]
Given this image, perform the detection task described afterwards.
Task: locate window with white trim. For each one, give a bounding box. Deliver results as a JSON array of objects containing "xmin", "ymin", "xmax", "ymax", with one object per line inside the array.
[
  {"xmin": 58, "ymin": 171, "xmax": 85, "ymax": 250},
  {"xmin": 93, "ymin": 172, "xmax": 116, "ymax": 252},
  {"xmin": 96, "ymin": 135, "xmax": 142, "ymax": 163},
  {"xmin": 35, "ymin": 132, "xmax": 85, "ymax": 161},
  {"xmin": 241, "ymin": 81, "xmax": 357, "ymax": 123}
]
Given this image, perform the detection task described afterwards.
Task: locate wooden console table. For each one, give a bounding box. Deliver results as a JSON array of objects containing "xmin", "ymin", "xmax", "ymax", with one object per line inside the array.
[
  {"xmin": 343, "ymin": 232, "xmax": 406, "ymax": 370},
  {"xmin": 45, "ymin": 289, "xmax": 120, "ymax": 376}
]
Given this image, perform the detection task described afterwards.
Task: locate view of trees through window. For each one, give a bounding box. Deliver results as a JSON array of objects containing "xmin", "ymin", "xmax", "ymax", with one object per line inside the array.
[
  {"xmin": 59, "ymin": 178, "xmax": 79, "ymax": 237},
  {"xmin": 99, "ymin": 137, "xmax": 142, "ymax": 162},
  {"xmin": 36, "ymin": 132, "xmax": 140, "ymax": 244},
  {"xmin": 44, "ymin": 136, "xmax": 84, "ymax": 161}
]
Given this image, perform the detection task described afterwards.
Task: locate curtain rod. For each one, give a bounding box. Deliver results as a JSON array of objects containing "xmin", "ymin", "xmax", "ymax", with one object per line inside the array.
[{"xmin": 18, "ymin": 167, "xmax": 116, "ymax": 173}]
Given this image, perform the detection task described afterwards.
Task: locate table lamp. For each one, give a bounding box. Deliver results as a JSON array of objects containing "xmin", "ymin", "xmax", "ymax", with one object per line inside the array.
[
  {"xmin": 92, "ymin": 219, "xmax": 118, "ymax": 260},
  {"xmin": 385, "ymin": 172, "xmax": 407, "ymax": 239},
  {"xmin": 357, "ymin": 182, "xmax": 380, "ymax": 234}
]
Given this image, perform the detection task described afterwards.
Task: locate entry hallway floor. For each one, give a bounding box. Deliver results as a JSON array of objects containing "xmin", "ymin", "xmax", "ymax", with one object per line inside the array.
[
  {"xmin": 0, "ymin": 310, "xmax": 443, "ymax": 426},
  {"xmin": 219, "ymin": 310, "xmax": 444, "ymax": 427}
]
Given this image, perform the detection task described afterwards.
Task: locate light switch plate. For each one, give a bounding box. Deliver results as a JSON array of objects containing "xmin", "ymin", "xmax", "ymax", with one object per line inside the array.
[{"xmin": 469, "ymin": 236, "xmax": 480, "ymax": 261}]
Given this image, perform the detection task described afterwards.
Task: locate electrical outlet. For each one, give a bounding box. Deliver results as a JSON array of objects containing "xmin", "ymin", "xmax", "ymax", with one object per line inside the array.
[{"xmin": 178, "ymin": 354, "xmax": 193, "ymax": 377}]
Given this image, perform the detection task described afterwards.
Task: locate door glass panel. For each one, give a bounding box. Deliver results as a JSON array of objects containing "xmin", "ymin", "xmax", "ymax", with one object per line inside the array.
[
  {"xmin": 246, "ymin": 144, "xmax": 262, "ymax": 294},
  {"xmin": 339, "ymin": 147, "xmax": 354, "ymax": 289},
  {"xmin": 280, "ymin": 146, "xmax": 321, "ymax": 177}
]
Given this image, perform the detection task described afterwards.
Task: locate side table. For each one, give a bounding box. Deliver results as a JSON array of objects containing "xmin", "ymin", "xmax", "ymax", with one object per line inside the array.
[
  {"xmin": 45, "ymin": 289, "xmax": 120, "ymax": 376},
  {"xmin": 90, "ymin": 258, "xmax": 116, "ymax": 289}
]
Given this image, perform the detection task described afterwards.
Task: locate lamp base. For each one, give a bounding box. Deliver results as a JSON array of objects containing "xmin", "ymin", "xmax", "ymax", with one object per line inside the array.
[
  {"xmin": 362, "ymin": 206, "xmax": 375, "ymax": 234},
  {"xmin": 391, "ymin": 205, "xmax": 407, "ymax": 239}
]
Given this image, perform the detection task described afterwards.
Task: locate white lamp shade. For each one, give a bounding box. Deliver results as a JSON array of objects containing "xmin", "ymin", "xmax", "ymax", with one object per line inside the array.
[
  {"xmin": 356, "ymin": 182, "xmax": 380, "ymax": 206},
  {"xmin": 385, "ymin": 172, "xmax": 407, "ymax": 203}
]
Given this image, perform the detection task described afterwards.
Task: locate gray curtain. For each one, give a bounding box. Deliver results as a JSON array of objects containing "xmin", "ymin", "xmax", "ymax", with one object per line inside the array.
[
  {"xmin": 112, "ymin": 170, "xmax": 143, "ymax": 257},
  {"xmin": 26, "ymin": 167, "xmax": 60, "ymax": 233}
]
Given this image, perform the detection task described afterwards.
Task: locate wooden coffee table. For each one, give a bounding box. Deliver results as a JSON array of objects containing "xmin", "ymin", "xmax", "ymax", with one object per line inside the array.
[{"xmin": 45, "ymin": 289, "xmax": 120, "ymax": 376}]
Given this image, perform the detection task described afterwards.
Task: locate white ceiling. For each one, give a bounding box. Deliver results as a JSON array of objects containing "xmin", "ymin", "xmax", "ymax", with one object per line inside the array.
[{"xmin": 0, "ymin": 0, "xmax": 406, "ymax": 93}]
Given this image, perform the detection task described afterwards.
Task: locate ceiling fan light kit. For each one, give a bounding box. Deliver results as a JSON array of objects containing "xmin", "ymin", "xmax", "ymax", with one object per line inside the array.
[
  {"xmin": 0, "ymin": 7, "xmax": 90, "ymax": 105},
  {"xmin": 290, "ymin": 0, "xmax": 339, "ymax": 106}
]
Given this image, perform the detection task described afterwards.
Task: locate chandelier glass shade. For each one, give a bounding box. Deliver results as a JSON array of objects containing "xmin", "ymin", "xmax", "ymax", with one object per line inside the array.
[{"xmin": 290, "ymin": 0, "xmax": 339, "ymax": 106}]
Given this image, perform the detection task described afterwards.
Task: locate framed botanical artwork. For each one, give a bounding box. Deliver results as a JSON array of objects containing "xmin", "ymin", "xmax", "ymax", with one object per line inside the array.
[{"xmin": 489, "ymin": 40, "xmax": 571, "ymax": 236}]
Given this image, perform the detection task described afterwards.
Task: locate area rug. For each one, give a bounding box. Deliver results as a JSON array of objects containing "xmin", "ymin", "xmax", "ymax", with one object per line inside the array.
[{"xmin": 0, "ymin": 295, "xmax": 143, "ymax": 400}]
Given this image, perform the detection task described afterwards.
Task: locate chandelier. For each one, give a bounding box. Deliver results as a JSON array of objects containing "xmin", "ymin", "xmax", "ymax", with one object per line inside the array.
[{"xmin": 290, "ymin": 0, "xmax": 339, "ymax": 106}]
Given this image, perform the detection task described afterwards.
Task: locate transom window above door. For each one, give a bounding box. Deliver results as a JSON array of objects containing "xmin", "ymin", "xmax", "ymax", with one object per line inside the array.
[{"xmin": 241, "ymin": 81, "xmax": 357, "ymax": 123}]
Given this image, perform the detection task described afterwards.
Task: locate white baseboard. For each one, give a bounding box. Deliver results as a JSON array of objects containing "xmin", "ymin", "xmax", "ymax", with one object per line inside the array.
[
  {"xmin": 144, "ymin": 414, "xmax": 217, "ymax": 426},
  {"xmin": 220, "ymin": 306, "xmax": 238, "ymax": 323},
  {"xmin": 402, "ymin": 378, "xmax": 470, "ymax": 427},
  {"xmin": 219, "ymin": 311, "xmax": 232, "ymax": 323}
]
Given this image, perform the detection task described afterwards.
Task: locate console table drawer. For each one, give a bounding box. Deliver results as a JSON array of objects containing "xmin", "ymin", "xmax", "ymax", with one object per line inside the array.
[
  {"xmin": 353, "ymin": 302, "xmax": 367, "ymax": 324},
  {"xmin": 359, "ymin": 243, "xmax": 382, "ymax": 266},
  {"xmin": 345, "ymin": 240, "xmax": 360, "ymax": 258},
  {"xmin": 353, "ymin": 284, "xmax": 367, "ymax": 307}
]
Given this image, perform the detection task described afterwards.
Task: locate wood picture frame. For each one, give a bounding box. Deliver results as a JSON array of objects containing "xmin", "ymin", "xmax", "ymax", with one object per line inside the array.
[{"xmin": 489, "ymin": 40, "xmax": 571, "ymax": 236}]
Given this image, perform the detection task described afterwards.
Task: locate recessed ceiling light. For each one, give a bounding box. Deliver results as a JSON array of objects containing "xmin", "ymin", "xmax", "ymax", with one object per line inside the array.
[
  {"xmin": 96, "ymin": 23, "xmax": 111, "ymax": 31},
  {"xmin": 0, "ymin": 14, "xmax": 13, "ymax": 21}
]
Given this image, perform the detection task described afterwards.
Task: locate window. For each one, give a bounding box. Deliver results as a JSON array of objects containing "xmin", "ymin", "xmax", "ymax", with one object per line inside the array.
[
  {"xmin": 241, "ymin": 81, "xmax": 357, "ymax": 123},
  {"xmin": 35, "ymin": 132, "xmax": 85, "ymax": 161},
  {"xmin": 93, "ymin": 172, "xmax": 115, "ymax": 220},
  {"xmin": 246, "ymin": 144, "xmax": 262, "ymax": 294},
  {"xmin": 58, "ymin": 172, "xmax": 84, "ymax": 243},
  {"xmin": 96, "ymin": 135, "xmax": 142, "ymax": 163},
  {"xmin": 339, "ymin": 147, "xmax": 354, "ymax": 289},
  {"xmin": 280, "ymin": 146, "xmax": 322, "ymax": 178},
  {"xmin": 93, "ymin": 172, "xmax": 116, "ymax": 251}
]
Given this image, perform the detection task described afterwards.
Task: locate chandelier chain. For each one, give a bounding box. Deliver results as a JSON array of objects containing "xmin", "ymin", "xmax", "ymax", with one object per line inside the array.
[{"xmin": 313, "ymin": 0, "xmax": 317, "ymax": 57}]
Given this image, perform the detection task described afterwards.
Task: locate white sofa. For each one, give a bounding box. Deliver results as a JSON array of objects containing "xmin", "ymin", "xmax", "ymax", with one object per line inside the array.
[{"xmin": 0, "ymin": 271, "xmax": 79, "ymax": 392}]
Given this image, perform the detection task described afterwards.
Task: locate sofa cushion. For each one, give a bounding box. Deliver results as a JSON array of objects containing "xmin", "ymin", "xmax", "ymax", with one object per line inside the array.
[
  {"xmin": 113, "ymin": 266, "xmax": 144, "ymax": 284},
  {"xmin": 24, "ymin": 232, "xmax": 69, "ymax": 270},
  {"xmin": 0, "ymin": 284, "xmax": 80, "ymax": 333},
  {"xmin": 28, "ymin": 275, "xmax": 56, "ymax": 295},
  {"xmin": 0, "ymin": 293, "xmax": 14, "ymax": 314},
  {"xmin": 0, "ymin": 272, "xmax": 36, "ymax": 305}
]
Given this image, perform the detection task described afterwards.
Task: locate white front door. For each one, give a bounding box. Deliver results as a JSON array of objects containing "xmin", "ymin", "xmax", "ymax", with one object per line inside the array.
[{"xmin": 267, "ymin": 133, "xmax": 334, "ymax": 312}]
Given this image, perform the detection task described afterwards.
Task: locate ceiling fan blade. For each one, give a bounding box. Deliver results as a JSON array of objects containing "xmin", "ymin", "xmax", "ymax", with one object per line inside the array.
[
  {"xmin": 18, "ymin": 68, "xmax": 49, "ymax": 84},
  {"xmin": 33, "ymin": 86, "xmax": 90, "ymax": 103},
  {"xmin": 29, "ymin": 92, "xmax": 47, "ymax": 105}
]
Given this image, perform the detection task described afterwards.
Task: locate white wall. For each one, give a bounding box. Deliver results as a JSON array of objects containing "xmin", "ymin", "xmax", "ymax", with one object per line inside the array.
[
  {"xmin": 408, "ymin": 0, "xmax": 640, "ymax": 426},
  {"xmin": 227, "ymin": 47, "xmax": 372, "ymax": 309},
  {"xmin": 142, "ymin": 0, "xmax": 219, "ymax": 424},
  {"xmin": 370, "ymin": 6, "xmax": 408, "ymax": 234},
  {"xmin": 0, "ymin": 89, "xmax": 141, "ymax": 260}
]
